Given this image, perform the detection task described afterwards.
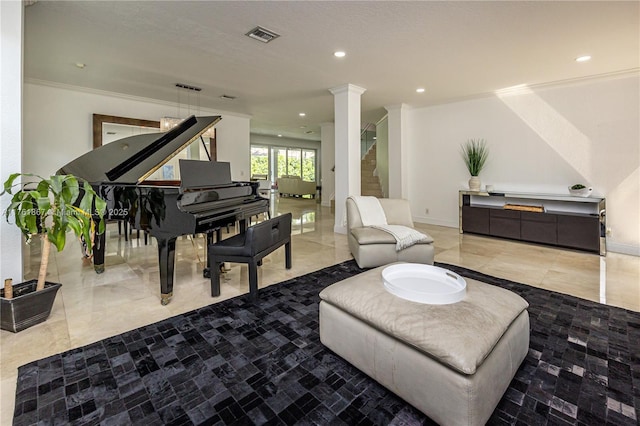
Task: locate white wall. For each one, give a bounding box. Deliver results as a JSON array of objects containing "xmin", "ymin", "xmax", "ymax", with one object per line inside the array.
[
  {"xmin": 407, "ymin": 73, "xmax": 640, "ymax": 255},
  {"xmin": 23, "ymin": 82, "xmax": 251, "ymax": 180},
  {"xmin": 0, "ymin": 0, "xmax": 25, "ymax": 285},
  {"xmin": 215, "ymin": 114, "xmax": 251, "ymax": 180}
]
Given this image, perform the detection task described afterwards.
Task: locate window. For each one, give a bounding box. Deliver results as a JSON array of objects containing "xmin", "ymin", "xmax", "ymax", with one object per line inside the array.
[
  {"xmin": 250, "ymin": 144, "xmax": 317, "ymax": 183},
  {"xmin": 302, "ymin": 149, "xmax": 315, "ymax": 182},
  {"xmin": 250, "ymin": 146, "xmax": 269, "ymax": 178},
  {"xmin": 276, "ymin": 147, "xmax": 287, "ymax": 179},
  {"xmin": 287, "ymin": 149, "xmax": 302, "ymax": 178}
]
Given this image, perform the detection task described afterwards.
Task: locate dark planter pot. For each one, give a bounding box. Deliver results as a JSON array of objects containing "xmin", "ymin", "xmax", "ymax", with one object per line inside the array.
[{"xmin": 0, "ymin": 280, "xmax": 62, "ymax": 333}]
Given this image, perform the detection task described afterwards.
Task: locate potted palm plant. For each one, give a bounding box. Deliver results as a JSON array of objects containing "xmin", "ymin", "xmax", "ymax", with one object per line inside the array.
[
  {"xmin": 461, "ymin": 139, "xmax": 489, "ymax": 192},
  {"xmin": 1, "ymin": 173, "xmax": 106, "ymax": 332}
]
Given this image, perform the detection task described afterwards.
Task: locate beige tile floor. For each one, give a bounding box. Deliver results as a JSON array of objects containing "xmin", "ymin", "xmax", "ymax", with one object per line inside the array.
[{"xmin": 1, "ymin": 195, "xmax": 639, "ymax": 423}]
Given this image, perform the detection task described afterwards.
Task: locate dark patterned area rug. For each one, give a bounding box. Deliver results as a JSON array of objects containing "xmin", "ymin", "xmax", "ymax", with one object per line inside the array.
[{"xmin": 13, "ymin": 261, "xmax": 640, "ymax": 425}]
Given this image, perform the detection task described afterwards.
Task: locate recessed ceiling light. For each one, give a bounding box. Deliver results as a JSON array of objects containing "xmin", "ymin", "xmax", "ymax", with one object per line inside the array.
[
  {"xmin": 334, "ymin": 51, "xmax": 346, "ymax": 58},
  {"xmin": 277, "ymin": 134, "xmax": 282, "ymax": 137},
  {"xmin": 75, "ymin": 62, "xmax": 86, "ymax": 69},
  {"xmin": 575, "ymin": 55, "xmax": 591, "ymax": 62},
  {"xmin": 416, "ymin": 88, "xmax": 425, "ymax": 93},
  {"xmin": 299, "ymin": 112, "xmax": 306, "ymax": 117}
]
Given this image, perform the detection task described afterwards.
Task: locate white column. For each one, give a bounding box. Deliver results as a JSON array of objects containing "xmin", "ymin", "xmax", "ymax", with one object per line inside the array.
[
  {"xmin": 385, "ymin": 104, "xmax": 409, "ymax": 199},
  {"xmin": 0, "ymin": 0, "xmax": 24, "ymax": 285},
  {"xmin": 320, "ymin": 122, "xmax": 335, "ymax": 208},
  {"xmin": 330, "ymin": 84, "xmax": 366, "ymax": 234}
]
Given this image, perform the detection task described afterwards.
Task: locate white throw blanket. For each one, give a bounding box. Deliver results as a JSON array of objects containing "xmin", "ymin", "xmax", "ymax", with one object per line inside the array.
[{"xmin": 349, "ymin": 196, "xmax": 429, "ymax": 251}]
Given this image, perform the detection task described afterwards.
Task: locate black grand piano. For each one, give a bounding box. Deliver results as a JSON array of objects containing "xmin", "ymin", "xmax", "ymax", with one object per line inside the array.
[{"xmin": 57, "ymin": 115, "xmax": 269, "ymax": 305}]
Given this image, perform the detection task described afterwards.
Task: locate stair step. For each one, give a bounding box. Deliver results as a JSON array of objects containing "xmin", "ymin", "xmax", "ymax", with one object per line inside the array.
[{"xmin": 361, "ymin": 142, "xmax": 382, "ymax": 197}]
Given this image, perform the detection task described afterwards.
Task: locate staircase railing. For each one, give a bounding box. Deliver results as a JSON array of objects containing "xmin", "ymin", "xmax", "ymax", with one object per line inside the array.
[{"xmin": 361, "ymin": 123, "xmax": 376, "ymax": 159}]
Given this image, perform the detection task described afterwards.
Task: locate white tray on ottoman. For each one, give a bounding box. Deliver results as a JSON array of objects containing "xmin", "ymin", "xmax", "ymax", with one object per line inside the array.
[
  {"xmin": 382, "ymin": 263, "xmax": 467, "ymax": 304},
  {"xmin": 319, "ymin": 263, "xmax": 529, "ymax": 426}
]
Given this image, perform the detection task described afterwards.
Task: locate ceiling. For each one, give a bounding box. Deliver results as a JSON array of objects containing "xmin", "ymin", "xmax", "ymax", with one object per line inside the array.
[{"xmin": 23, "ymin": 1, "xmax": 639, "ymax": 141}]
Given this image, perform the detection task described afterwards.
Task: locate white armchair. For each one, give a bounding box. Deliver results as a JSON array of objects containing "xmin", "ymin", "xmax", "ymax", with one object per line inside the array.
[{"xmin": 346, "ymin": 197, "xmax": 435, "ymax": 268}]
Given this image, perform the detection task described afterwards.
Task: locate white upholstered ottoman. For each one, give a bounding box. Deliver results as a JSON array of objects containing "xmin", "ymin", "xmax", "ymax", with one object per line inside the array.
[{"xmin": 319, "ymin": 264, "xmax": 529, "ymax": 426}]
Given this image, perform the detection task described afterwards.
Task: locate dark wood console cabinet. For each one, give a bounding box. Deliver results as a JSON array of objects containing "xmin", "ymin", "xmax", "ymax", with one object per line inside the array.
[{"xmin": 459, "ymin": 191, "xmax": 605, "ymax": 255}]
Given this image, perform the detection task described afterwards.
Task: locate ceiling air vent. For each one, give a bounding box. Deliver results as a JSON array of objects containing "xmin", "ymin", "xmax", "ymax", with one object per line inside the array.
[
  {"xmin": 220, "ymin": 94, "xmax": 236, "ymax": 100},
  {"xmin": 246, "ymin": 26, "xmax": 280, "ymax": 43}
]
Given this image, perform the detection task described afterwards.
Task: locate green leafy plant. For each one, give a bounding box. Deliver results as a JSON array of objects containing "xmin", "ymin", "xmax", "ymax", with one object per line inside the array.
[
  {"xmin": 2, "ymin": 173, "xmax": 106, "ymax": 291},
  {"xmin": 570, "ymin": 184, "xmax": 586, "ymax": 190},
  {"xmin": 461, "ymin": 139, "xmax": 489, "ymax": 177}
]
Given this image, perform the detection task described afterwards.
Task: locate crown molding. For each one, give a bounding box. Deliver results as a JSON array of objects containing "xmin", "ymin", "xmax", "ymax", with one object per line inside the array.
[
  {"xmin": 414, "ymin": 68, "xmax": 640, "ymax": 109},
  {"xmin": 329, "ymin": 83, "xmax": 367, "ymax": 96},
  {"xmin": 384, "ymin": 103, "xmax": 411, "ymax": 112},
  {"xmin": 24, "ymin": 78, "xmax": 253, "ymax": 119}
]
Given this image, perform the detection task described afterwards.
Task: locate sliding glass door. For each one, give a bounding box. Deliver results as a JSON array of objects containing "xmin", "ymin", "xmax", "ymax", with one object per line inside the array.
[
  {"xmin": 250, "ymin": 146, "xmax": 269, "ymax": 178},
  {"xmin": 275, "ymin": 148, "xmax": 287, "ymax": 180},
  {"xmin": 251, "ymin": 144, "xmax": 317, "ymax": 184},
  {"xmin": 287, "ymin": 149, "xmax": 302, "ymax": 178},
  {"xmin": 302, "ymin": 149, "xmax": 315, "ymax": 182}
]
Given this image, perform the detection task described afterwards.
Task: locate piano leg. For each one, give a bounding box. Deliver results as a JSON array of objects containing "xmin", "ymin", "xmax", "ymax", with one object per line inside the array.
[
  {"xmin": 211, "ymin": 261, "xmax": 222, "ymax": 297},
  {"xmin": 202, "ymin": 232, "xmax": 216, "ymax": 278},
  {"xmin": 93, "ymin": 229, "xmax": 106, "ymax": 274},
  {"xmin": 157, "ymin": 236, "xmax": 176, "ymax": 305}
]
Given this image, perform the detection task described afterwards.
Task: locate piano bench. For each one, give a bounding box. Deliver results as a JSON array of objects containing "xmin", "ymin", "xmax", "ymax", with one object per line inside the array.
[{"xmin": 208, "ymin": 213, "xmax": 292, "ymax": 301}]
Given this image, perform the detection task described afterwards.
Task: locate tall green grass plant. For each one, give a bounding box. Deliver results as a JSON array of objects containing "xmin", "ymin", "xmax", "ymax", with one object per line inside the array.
[{"xmin": 461, "ymin": 139, "xmax": 489, "ymax": 176}]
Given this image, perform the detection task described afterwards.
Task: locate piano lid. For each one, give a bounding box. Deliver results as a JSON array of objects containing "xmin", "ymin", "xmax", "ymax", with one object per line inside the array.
[{"xmin": 57, "ymin": 115, "xmax": 221, "ymax": 184}]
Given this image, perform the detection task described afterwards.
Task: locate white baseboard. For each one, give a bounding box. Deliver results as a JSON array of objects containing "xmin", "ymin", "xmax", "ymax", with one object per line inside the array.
[
  {"xmin": 412, "ymin": 216, "xmax": 458, "ymax": 228},
  {"xmin": 334, "ymin": 225, "xmax": 347, "ymax": 234},
  {"xmin": 606, "ymin": 240, "xmax": 640, "ymax": 256}
]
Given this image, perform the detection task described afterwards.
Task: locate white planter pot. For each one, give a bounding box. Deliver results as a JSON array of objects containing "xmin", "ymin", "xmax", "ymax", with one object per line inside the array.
[{"xmin": 468, "ymin": 176, "xmax": 481, "ymax": 192}]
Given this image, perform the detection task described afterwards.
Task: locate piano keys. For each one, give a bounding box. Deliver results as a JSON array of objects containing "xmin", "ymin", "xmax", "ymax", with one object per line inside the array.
[{"xmin": 57, "ymin": 116, "xmax": 269, "ymax": 305}]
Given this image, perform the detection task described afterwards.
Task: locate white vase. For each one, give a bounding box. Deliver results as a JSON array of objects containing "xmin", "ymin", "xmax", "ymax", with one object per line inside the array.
[{"xmin": 468, "ymin": 176, "xmax": 481, "ymax": 192}]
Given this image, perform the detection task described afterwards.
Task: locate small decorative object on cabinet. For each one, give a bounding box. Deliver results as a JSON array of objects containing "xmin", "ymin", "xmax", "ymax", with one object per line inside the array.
[
  {"xmin": 460, "ymin": 139, "xmax": 489, "ymax": 191},
  {"xmin": 459, "ymin": 190, "xmax": 606, "ymax": 255},
  {"xmin": 568, "ymin": 184, "xmax": 593, "ymax": 197},
  {"xmin": 1, "ymin": 173, "xmax": 106, "ymax": 332}
]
